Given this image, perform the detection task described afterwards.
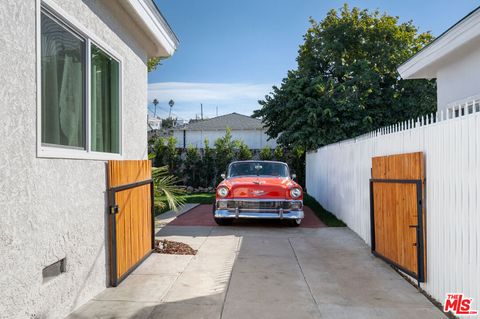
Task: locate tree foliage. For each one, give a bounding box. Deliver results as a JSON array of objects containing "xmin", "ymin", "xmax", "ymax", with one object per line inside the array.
[
  {"xmin": 254, "ymin": 5, "xmax": 436, "ymax": 151},
  {"xmin": 259, "ymin": 146, "xmax": 272, "ymax": 160},
  {"xmin": 184, "ymin": 145, "xmax": 201, "ymax": 187},
  {"xmin": 236, "ymin": 140, "xmax": 253, "ymax": 160},
  {"xmin": 214, "ymin": 128, "xmax": 236, "ymax": 174},
  {"xmin": 148, "ymin": 57, "xmax": 162, "ymax": 72}
]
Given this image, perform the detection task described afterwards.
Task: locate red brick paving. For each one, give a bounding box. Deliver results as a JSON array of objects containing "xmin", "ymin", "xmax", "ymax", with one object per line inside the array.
[{"xmin": 168, "ymin": 204, "xmax": 326, "ymax": 228}]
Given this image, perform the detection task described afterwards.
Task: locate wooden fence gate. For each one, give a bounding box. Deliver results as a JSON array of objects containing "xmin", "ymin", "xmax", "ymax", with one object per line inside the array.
[
  {"xmin": 370, "ymin": 152, "xmax": 426, "ymax": 283},
  {"xmin": 108, "ymin": 160, "xmax": 154, "ymax": 286}
]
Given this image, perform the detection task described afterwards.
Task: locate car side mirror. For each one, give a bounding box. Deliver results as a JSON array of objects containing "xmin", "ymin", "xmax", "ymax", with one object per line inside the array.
[
  {"xmin": 291, "ymin": 174, "xmax": 296, "ymax": 180},
  {"xmin": 221, "ymin": 173, "xmax": 226, "ymax": 180}
]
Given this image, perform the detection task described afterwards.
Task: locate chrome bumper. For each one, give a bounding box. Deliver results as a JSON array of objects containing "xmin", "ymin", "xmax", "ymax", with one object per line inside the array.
[{"xmin": 214, "ymin": 209, "xmax": 304, "ymax": 220}]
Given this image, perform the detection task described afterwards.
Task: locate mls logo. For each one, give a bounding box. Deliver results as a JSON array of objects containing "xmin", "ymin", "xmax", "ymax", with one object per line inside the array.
[{"xmin": 444, "ymin": 293, "xmax": 478, "ymax": 316}]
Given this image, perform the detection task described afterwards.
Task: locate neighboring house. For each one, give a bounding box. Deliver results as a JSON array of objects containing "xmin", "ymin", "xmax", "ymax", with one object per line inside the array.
[
  {"xmin": 398, "ymin": 6, "xmax": 480, "ymax": 116},
  {"xmin": 148, "ymin": 115, "xmax": 162, "ymax": 131},
  {"xmin": 172, "ymin": 112, "xmax": 277, "ymax": 149},
  {"xmin": 0, "ymin": 1, "xmax": 177, "ymax": 318}
]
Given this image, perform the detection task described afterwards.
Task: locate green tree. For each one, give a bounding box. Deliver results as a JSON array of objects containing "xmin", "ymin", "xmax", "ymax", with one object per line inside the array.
[
  {"xmin": 254, "ymin": 5, "xmax": 436, "ymax": 151},
  {"xmin": 183, "ymin": 145, "xmax": 201, "ymax": 187},
  {"xmin": 259, "ymin": 146, "xmax": 272, "ymax": 160},
  {"xmin": 236, "ymin": 140, "xmax": 253, "ymax": 160},
  {"xmin": 273, "ymin": 146, "xmax": 284, "ymax": 161},
  {"xmin": 152, "ymin": 137, "xmax": 167, "ymax": 167},
  {"xmin": 214, "ymin": 128, "xmax": 236, "ymax": 176},
  {"xmin": 165, "ymin": 136, "xmax": 180, "ymax": 175},
  {"xmin": 202, "ymin": 138, "xmax": 216, "ymax": 187}
]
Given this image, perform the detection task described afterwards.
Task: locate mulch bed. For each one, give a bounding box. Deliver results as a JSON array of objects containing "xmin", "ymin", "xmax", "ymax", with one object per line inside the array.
[{"xmin": 154, "ymin": 239, "xmax": 197, "ymax": 255}]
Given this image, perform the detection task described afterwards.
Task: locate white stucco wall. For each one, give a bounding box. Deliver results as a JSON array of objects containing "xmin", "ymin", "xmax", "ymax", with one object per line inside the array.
[
  {"xmin": 436, "ymin": 41, "xmax": 480, "ymax": 111},
  {"xmin": 0, "ymin": 1, "xmax": 149, "ymax": 318},
  {"xmin": 173, "ymin": 129, "xmax": 277, "ymax": 149}
]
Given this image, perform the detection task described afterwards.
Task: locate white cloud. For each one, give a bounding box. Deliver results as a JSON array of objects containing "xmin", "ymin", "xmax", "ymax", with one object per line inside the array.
[
  {"xmin": 148, "ymin": 82, "xmax": 273, "ymax": 103},
  {"xmin": 147, "ymin": 82, "xmax": 275, "ymax": 120}
]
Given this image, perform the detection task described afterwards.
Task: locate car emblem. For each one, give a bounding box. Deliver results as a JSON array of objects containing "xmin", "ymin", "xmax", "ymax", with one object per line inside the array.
[{"xmin": 252, "ymin": 190, "xmax": 265, "ymax": 196}]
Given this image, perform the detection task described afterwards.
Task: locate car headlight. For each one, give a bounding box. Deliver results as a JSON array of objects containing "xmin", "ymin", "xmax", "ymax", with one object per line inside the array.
[
  {"xmin": 290, "ymin": 187, "xmax": 302, "ymax": 198},
  {"xmin": 217, "ymin": 187, "xmax": 229, "ymax": 197}
]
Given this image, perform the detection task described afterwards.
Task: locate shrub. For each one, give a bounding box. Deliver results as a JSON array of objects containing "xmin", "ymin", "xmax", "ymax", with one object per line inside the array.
[
  {"xmin": 183, "ymin": 144, "xmax": 201, "ymax": 187},
  {"xmin": 201, "ymin": 138, "xmax": 215, "ymax": 187},
  {"xmin": 214, "ymin": 127, "xmax": 236, "ymax": 175},
  {"xmin": 236, "ymin": 140, "xmax": 253, "ymax": 160},
  {"xmin": 259, "ymin": 146, "xmax": 272, "ymax": 160}
]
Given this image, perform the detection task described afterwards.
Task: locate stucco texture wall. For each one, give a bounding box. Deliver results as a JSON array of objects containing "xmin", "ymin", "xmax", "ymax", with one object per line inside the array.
[
  {"xmin": 0, "ymin": 1, "xmax": 149, "ymax": 318},
  {"xmin": 437, "ymin": 41, "xmax": 480, "ymax": 110}
]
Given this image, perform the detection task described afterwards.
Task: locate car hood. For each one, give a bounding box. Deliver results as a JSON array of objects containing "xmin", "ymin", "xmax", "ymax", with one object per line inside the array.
[{"xmin": 219, "ymin": 177, "xmax": 300, "ymax": 199}]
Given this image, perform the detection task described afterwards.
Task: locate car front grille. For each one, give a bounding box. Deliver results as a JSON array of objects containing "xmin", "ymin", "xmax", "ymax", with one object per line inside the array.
[{"xmin": 219, "ymin": 200, "xmax": 301, "ymax": 212}]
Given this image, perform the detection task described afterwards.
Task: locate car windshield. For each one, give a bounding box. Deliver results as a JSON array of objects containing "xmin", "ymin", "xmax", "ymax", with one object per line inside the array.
[{"xmin": 227, "ymin": 162, "xmax": 289, "ymax": 178}]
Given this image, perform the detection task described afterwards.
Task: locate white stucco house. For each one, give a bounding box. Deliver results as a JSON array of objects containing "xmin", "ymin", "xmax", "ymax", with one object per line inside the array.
[
  {"xmin": 0, "ymin": 1, "xmax": 177, "ymax": 318},
  {"xmin": 398, "ymin": 6, "xmax": 480, "ymax": 116},
  {"xmin": 172, "ymin": 113, "xmax": 277, "ymax": 149}
]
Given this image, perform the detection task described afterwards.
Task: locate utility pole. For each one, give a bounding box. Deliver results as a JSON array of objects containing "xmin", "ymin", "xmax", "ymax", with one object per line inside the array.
[{"xmin": 200, "ymin": 104, "xmax": 203, "ymax": 120}]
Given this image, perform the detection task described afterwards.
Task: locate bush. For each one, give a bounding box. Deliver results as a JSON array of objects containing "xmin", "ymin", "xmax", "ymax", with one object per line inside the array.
[
  {"xmin": 183, "ymin": 145, "xmax": 201, "ymax": 187},
  {"xmin": 259, "ymin": 146, "xmax": 272, "ymax": 160},
  {"xmin": 236, "ymin": 140, "xmax": 253, "ymax": 160},
  {"xmin": 214, "ymin": 127, "xmax": 236, "ymax": 175},
  {"xmin": 201, "ymin": 139, "xmax": 215, "ymax": 187}
]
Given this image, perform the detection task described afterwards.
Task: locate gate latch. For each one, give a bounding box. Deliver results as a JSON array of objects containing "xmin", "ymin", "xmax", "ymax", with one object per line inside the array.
[{"xmin": 110, "ymin": 205, "xmax": 119, "ymax": 215}]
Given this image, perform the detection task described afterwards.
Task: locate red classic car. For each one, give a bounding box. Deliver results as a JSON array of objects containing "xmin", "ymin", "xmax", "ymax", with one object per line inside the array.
[{"xmin": 213, "ymin": 160, "xmax": 304, "ymax": 226}]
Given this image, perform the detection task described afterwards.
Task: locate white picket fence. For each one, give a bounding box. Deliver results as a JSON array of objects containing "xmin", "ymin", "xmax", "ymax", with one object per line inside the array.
[{"xmin": 306, "ymin": 101, "xmax": 480, "ymax": 310}]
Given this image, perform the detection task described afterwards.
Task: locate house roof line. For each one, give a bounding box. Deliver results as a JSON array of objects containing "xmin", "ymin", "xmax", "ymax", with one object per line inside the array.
[
  {"xmin": 173, "ymin": 113, "xmax": 266, "ymax": 131},
  {"xmin": 398, "ymin": 5, "xmax": 480, "ymax": 79}
]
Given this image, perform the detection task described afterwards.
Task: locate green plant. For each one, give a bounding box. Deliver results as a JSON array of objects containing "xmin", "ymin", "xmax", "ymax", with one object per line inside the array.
[
  {"xmin": 273, "ymin": 146, "xmax": 284, "ymax": 161},
  {"xmin": 165, "ymin": 136, "xmax": 180, "ymax": 175},
  {"xmin": 214, "ymin": 127, "xmax": 236, "ymax": 175},
  {"xmin": 202, "ymin": 138, "xmax": 215, "ymax": 187},
  {"xmin": 184, "ymin": 144, "xmax": 201, "ymax": 187},
  {"xmin": 236, "ymin": 140, "xmax": 253, "ymax": 160},
  {"xmin": 152, "ymin": 166, "xmax": 185, "ymax": 213},
  {"xmin": 303, "ymin": 193, "xmax": 346, "ymax": 227},
  {"xmin": 259, "ymin": 146, "xmax": 272, "ymax": 160}
]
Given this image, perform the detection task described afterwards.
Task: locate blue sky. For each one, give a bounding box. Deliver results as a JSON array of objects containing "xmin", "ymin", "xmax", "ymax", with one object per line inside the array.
[{"xmin": 149, "ymin": 0, "xmax": 479, "ymax": 121}]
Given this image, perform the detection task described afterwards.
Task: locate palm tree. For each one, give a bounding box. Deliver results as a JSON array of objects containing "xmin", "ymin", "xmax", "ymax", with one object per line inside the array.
[
  {"xmin": 153, "ymin": 98, "xmax": 159, "ymax": 117},
  {"xmin": 168, "ymin": 99, "xmax": 175, "ymax": 118},
  {"xmin": 152, "ymin": 165, "xmax": 185, "ymax": 212}
]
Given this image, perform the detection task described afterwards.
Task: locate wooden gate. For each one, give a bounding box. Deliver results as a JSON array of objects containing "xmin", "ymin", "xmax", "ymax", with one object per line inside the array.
[
  {"xmin": 370, "ymin": 152, "xmax": 426, "ymax": 283},
  {"xmin": 108, "ymin": 160, "xmax": 154, "ymax": 286}
]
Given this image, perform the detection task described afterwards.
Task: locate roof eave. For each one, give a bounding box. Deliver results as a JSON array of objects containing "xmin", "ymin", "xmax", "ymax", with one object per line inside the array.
[
  {"xmin": 398, "ymin": 6, "xmax": 480, "ymax": 80},
  {"xmin": 120, "ymin": 0, "xmax": 179, "ymax": 58}
]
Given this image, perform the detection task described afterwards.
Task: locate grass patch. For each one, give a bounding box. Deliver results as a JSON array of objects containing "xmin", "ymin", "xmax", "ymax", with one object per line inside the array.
[
  {"xmin": 155, "ymin": 193, "xmax": 215, "ymax": 216},
  {"xmin": 303, "ymin": 193, "xmax": 346, "ymax": 227}
]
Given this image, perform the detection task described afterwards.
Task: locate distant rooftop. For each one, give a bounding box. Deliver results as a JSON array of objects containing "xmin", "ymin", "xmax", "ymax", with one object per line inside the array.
[{"xmin": 175, "ymin": 113, "xmax": 264, "ymax": 131}]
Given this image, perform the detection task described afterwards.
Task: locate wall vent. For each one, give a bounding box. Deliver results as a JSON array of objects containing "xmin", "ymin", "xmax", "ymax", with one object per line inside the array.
[{"xmin": 42, "ymin": 258, "xmax": 66, "ymax": 283}]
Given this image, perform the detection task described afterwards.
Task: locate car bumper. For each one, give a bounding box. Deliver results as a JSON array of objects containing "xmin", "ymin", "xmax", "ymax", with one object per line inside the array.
[{"xmin": 214, "ymin": 209, "xmax": 304, "ymax": 220}]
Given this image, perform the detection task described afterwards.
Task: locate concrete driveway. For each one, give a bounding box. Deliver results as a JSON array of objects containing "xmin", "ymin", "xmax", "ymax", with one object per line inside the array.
[{"xmin": 68, "ymin": 212, "xmax": 445, "ymax": 318}]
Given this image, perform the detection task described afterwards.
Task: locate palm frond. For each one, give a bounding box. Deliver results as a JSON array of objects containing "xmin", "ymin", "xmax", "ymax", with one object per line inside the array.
[{"xmin": 152, "ymin": 166, "xmax": 185, "ymax": 211}]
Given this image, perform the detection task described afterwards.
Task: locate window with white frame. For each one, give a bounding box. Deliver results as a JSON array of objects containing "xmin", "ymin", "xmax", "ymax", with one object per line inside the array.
[{"xmin": 40, "ymin": 8, "xmax": 120, "ymax": 155}]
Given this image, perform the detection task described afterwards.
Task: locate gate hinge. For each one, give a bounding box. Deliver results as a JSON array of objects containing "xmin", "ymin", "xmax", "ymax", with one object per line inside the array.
[{"xmin": 110, "ymin": 205, "xmax": 119, "ymax": 215}]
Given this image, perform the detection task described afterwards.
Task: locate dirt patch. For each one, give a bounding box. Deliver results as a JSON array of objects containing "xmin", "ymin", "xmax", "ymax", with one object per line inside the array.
[{"xmin": 154, "ymin": 239, "xmax": 197, "ymax": 255}]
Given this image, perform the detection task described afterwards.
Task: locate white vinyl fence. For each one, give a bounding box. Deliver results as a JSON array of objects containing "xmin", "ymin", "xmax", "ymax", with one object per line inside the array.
[{"xmin": 306, "ymin": 103, "xmax": 480, "ymax": 309}]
